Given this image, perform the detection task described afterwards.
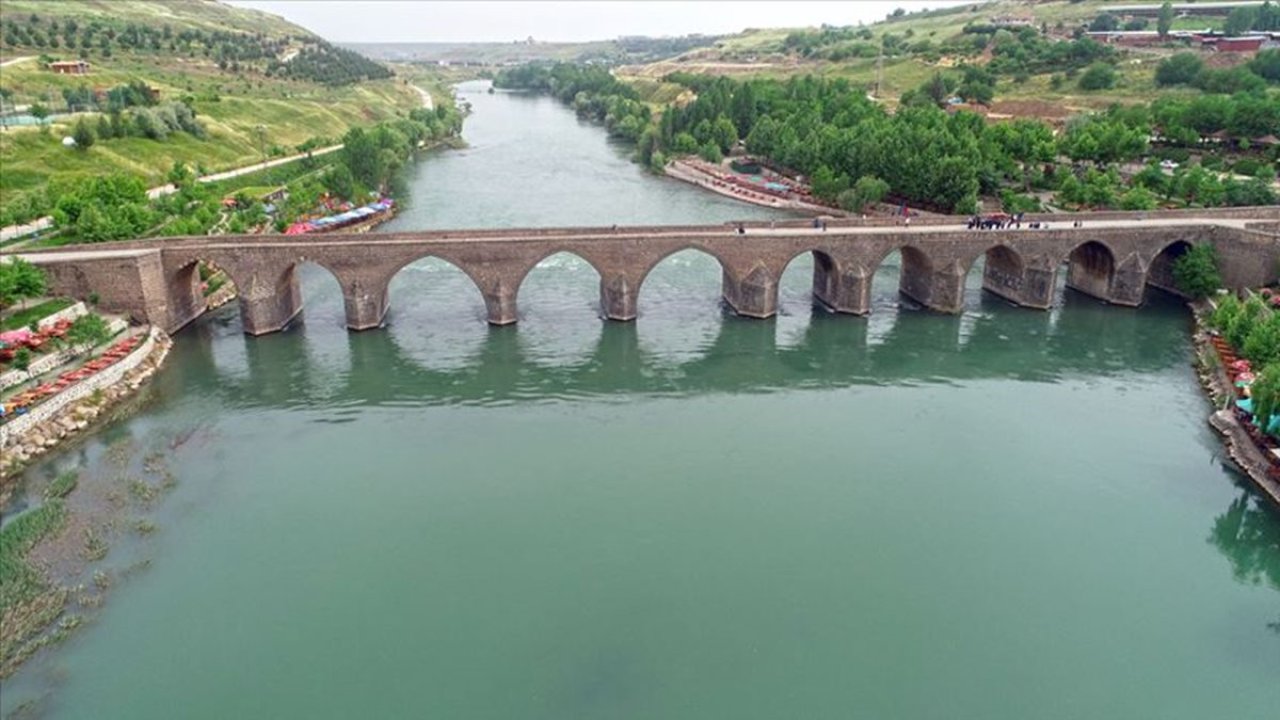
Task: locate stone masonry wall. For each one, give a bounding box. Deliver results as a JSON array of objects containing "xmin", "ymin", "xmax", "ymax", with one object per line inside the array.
[{"xmin": 1, "ymin": 326, "xmax": 162, "ymax": 451}]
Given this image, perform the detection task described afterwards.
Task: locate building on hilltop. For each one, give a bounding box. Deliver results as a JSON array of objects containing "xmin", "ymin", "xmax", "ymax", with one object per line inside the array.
[{"xmin": 48, "ymin": 60, "xmax": 91, "ymax": 75}]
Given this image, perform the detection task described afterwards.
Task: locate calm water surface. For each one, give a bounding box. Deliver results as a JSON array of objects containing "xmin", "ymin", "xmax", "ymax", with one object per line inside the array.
[{"xmin": 3, "ymin": 81, "xmax": 1278, "ymax": 719}]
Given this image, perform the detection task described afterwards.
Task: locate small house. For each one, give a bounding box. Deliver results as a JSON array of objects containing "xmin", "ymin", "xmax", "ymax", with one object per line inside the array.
[{"xmin": 48, "ymin": 60, "xmax": 91, "ymax": 75}]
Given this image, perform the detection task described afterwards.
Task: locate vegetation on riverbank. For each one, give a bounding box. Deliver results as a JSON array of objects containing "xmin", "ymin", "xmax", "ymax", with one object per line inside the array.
[
  {"xmin": 0, "ymin": 0, "xmax": 423, "ymax": 226},
  {"xmin": 497, "ymin": 61, "xmax": 1277, "ymax": 214}
]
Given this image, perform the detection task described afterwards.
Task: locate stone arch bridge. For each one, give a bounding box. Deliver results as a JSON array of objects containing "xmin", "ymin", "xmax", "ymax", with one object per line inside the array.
[{"xmin": 10, "ymin": 211, "xmax": 1279, "ymax": 336}]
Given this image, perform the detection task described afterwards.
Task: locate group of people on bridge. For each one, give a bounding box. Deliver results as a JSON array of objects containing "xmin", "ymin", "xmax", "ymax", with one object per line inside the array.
[{"xmin": 967, "ymin": 213, "xmax": 1087, "ymax": 231}]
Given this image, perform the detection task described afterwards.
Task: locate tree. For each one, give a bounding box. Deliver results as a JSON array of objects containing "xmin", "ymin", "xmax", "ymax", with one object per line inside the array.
[
  {"xmin": 1090, "ymin": 13, "xmax": 1119, "ymax": 32},
  {"xmin": 1078, "ymin": 62, "xmax": 1117, "ymax": 91},
  {"xmin": 64, "ymin": 313, "xmax": 112, "ymax": 349},
  {"xmin": 1172, "ymin": 244, "xmax": 1221, "ymax": 298},
  {"xmin": 13, "ymin": 347, "xmax": 31, "ymax": 372},
  {"xmin": 0, "ymin": 257, "xmax": 47, "ymax": 310},
  {"xmin": 1225, "ymin": 6, "xmax": 1259, "ymax": 35},
  {"xmin": 837, "ymin": 175, "xmax": 890, "ymax": 213},
  {"xmin": 711, "ymin": 115, "xmax": 738, "ymax": 153},
  {"xmin": 810, "ymin": 165, "xmax": 850, "ymax": 201},
  {"xmin": 1252, "ymin": 363, "xmax": 1280, "ymax": 437},
  {"xmin": 72, "ymin": 118, "xmax": 94, "ymax": 150},
  {"xmin": 1158, "ymin": 1, "xmax": 1175, "ymax": 37},
  {"xmin": 166, "ymin": 161, "xmax": 191, "ymax": 188},
  {"xmin": 95, "ymin": 113, "xmax": 112, "ymax": 139},
  {"xmin": 698, "ymin": 141, "xmax": 723, "ymax": 163},
  {"xmin": 29, "ymin": 102, "xmax": 49, "ymax": 125},
  {"xmin": 1243, "ymin": 314, "xmax": 1280, "ymax": 366},
  {"xmin": 1250, "ymin": 49, "xmax": 1280, "ymax": 83},
  {"xmin": 1155, "ymin": 53, "xmax": 1204, "ymax": 86}
]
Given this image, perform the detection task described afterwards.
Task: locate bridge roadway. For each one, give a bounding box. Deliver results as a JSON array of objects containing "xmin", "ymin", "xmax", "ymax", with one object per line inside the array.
[{"xmin": 8, "ymin": 209, "xmax": 1280, "ymax": 336}]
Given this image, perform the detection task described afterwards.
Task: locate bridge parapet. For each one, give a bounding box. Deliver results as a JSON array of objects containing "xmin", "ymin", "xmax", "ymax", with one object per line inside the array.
[{"xmin": 7, "ymin": 214, "xmax": 1277, "ymax": 336}]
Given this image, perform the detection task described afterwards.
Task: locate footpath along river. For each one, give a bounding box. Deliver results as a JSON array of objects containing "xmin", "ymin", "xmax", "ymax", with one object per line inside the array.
[{"xmin": 2, "ymin": 80, "xmax": 1278, "ymax": 718}]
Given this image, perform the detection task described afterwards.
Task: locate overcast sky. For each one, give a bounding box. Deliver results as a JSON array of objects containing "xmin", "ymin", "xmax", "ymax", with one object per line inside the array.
[{"xmin": 225, "ymin": 1, "xmax": 970, "ymax": 44}]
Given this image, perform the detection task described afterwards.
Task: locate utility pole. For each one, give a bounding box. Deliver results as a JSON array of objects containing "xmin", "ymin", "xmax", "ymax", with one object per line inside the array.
[
  {"xmin": 254, "ymin": 124, "xmax": 267, "ymax": 166},
  {"xmin": 874, "ymin": 39, "xmax": 884, "ymax": 100}
]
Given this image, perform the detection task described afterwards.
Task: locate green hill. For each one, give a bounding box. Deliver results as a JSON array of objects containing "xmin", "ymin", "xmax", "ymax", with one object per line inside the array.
[
  {"xmin": 0, "ymin": 0, "xmax": 422, "ymax": 227},
  {"xmin": 0, "ymin": 0, "xmax": 308, "ymax": 38},
  {"xmin": 619, "ymin": 0, "xmax": 1267, "ymax": 115}
]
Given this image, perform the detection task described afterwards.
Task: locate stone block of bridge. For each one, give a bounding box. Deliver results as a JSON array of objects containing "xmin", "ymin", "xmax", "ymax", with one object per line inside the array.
[
  {"xmin": 600, "ymin": 274, "xmax": 638, "ymax": 321},
  {"xmin": 898, "ymin": 251, "xmax": 966, "ymax": 314},
  {"xmin": 812, "ymin": 262, "xmax": 871, "ymax": 315},
  {"xmin": 721, "ymin": 265, "xmax": 778, "ymax": 319},
  {"xmin": 982, "ymin": 262, "xmax": 1056, "ymax": 309},
  {"xmin": 239, "ymin": 265, "xmax": 303, "ymax": 335},
  {"xmin": 343, "ymin": 284, "xmax": 389, "ymax": 331},
  {"xmin": 483, "ymin": 282, "xmax": 518, "ymax": 326}
]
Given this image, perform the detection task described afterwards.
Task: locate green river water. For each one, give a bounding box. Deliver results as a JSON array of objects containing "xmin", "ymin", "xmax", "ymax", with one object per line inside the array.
[{"xmin": 2, "ymin": 81, "xmax": 1278, "ymax": 718}]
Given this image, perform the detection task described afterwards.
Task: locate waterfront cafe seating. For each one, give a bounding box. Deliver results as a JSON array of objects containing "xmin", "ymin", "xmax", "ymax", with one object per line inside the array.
[{"xmin": 1, "ymin": 333, "xmax": 143, "ymax": 421}]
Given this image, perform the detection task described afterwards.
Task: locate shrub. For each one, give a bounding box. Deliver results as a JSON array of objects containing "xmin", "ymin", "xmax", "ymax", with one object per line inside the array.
[{"xmin": 1172, "ymin": 244, "xmax": 1221, "ymax": 299}]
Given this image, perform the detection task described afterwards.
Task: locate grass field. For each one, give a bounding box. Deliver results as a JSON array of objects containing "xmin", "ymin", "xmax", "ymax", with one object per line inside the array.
[
  {"xmin": 0, "ymin": 52, "xmax": 421, "ymax": 218},
  {"xmin": 0, "ymin": 0, "xmax": 428, "ymax": 222}
]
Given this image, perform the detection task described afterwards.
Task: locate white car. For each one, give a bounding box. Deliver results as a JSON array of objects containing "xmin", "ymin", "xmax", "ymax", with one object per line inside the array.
[{"xmin": 1160, "ymin": 159, "xmax": 1179, "ymax": 170}]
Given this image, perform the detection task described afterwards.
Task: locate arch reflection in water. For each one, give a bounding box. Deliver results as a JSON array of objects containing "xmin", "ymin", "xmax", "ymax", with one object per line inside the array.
[
  {"xmin": 176, "ymin": 284, "xmax": 1197, "ymax": 410},
  {"xmin": 385, "ymin": 257, "xmax": 489, "ymax": 372},
  {"xmin": 775, "ymin": 252, "xmax": 821, "ymax": 350},
  {"xmin": 514, "ymin": 252, "xmax": 602, "ymax": 368},
  {"xmin": 636, "ymin": 248, "xmax": 729, "ymax": 366}
]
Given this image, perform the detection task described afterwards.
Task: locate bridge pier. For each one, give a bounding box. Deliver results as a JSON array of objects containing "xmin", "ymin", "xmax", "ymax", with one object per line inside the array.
[
  {"xmin": 899, "ymin": 250, "xmax": 965, "ymax": 313},
  {"xmin": 239, "ymin": 267, "xmax": 302, "ymax": 335},
  {"xmin": 600, "ymin": 275, "xmax": 637, "ymax": 321},
  {"xmin": 812, "ymin": 262, "xmax": 871, "ymax": 315},
  {"xmin": 982, "ymin": 260, "xmax": 1056, "ymax": 309},
  {"xmin": 814, "ymin": 267, "xmax": 875, "ymax": 312},
  {"xmin": 344, "ymin": 283, "xmax": 389, "ymax": 331},
  {"xmin": 1108, "ymin": 261, "xmax": 1147, "ymax": 306},
  {"xmin": 721, "ymin": 266, "xmax": 778, "ymax": 319},
  {"xmin": 484, "ymin": 284, "xmax": 518, "ymax": 326}
]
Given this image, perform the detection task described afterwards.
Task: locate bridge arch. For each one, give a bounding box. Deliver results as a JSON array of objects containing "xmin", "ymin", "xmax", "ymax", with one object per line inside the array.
[
  {"xmin": 513, "ymin": 248, "xmax": 606, "ymax": 319},
  {"xmin": 384, "ymin": 254, "xmax": 490, "ymax": 327},
  {"xmin": 168, "ymin": 255, "xmax": 252, "ymax": 333},
  {"xmin": 868, "ymin": 244, "xmax": 935, "ymax": 310},
  {"xmin": 964, "ymin": 244, "xmax": 1029, "ymax": 307},
  {"xmin": 1063, "ymin": 240, "xmax": 1118, "ymax": 303},
  {"xmin": 634, "ymin": 245, "xmax": 738, "ymax": 317},
  {"xmin": 1146, "ymin": 240, "xmax": 1194, "ymax": 296}
]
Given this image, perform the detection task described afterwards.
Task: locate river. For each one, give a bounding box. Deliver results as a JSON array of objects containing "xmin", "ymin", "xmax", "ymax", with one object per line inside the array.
[{"xmin": 3, "ymin": 81, "xmax": 1278, "ymax": 719}]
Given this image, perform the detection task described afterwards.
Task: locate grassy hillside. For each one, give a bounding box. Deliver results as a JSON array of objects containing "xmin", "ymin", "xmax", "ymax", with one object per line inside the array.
[
  {"xmin": 0, "ymin": 0, "xmax": 306, "ymax": 38},
  {"xmin": 0, "ymin": 0, "xmax": 421, "ymax": 224},
  {"xmin": 619, "ymin": 0, "xmax": 1255, "ymax": 113}
]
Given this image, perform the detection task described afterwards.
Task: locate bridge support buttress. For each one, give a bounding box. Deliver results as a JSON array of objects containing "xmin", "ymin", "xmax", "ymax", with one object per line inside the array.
[
  {"xmin": 240, "ymin": 266, "xmax": 303, "ymax": 335},
  {"xmin": 813, "ymin": 261, "xmax": 871, "ymax": 315},
  {"xmin": 344, "ymin": 282, "xmax": 389, "ymax": 331},
  {"xmin": 600, "ymin": 275, "xmax": 638, "ymax": 321},
  {"xmin": 721, "ymin": 266, "xmax": 778, "ymax": 319}
]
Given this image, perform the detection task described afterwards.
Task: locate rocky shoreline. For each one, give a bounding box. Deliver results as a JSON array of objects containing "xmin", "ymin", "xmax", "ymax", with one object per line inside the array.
[{"xmin": 1190, "ymin": 300, "xmax": 1280, "ymax": 508}]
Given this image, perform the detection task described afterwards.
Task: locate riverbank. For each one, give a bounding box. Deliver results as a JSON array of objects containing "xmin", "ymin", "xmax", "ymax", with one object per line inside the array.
[
  {"xmin": 664, "ymin": 158, "xmax": 840, "ymax": 215},
  {"xmin": 1191, "ymin": 300, "xmax": 1280, "ymax": 509},
  {"xmin": 1, "ymin": 326, "xmax": 173, "ymax": 485}
]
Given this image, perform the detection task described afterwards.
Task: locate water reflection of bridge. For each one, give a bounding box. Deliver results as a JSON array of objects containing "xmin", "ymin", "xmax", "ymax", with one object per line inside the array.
[{"xmin": 169, "ymin": 290, "xmax": 1193, "ymax": 410}]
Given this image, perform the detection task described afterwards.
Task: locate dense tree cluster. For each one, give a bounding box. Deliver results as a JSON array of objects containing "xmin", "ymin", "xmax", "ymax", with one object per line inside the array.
[
  {"xmin": 980, "ymin": 28, "xmax": 1115, "ymax": 77},
  {"xmin": 498, "ymin": 61, "xmax": 1279, "ymax": 214},
  {"xmin": 265, "ymin": 42, "xmax": 392, "ymax": 85},
  {"xmin": 1, "ymin": 15, "xmax": 390, "ymax": 86},
  {"xmin": 49, "ymin": 173, "xmax": 154, "ymax": 243},
  {"xmin": 1157, "ymin": 50, "xmax": 1280, "ymax": 92},
  {"xmin": 493, "ymin": 63, "xmax": 650, "ymax": 141}
]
